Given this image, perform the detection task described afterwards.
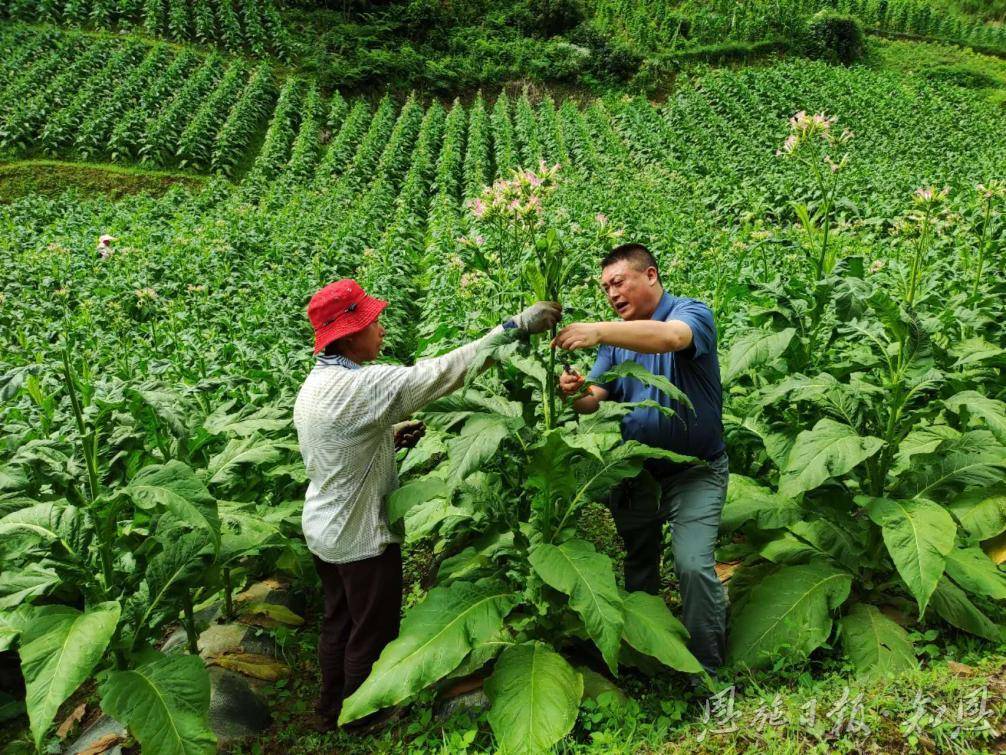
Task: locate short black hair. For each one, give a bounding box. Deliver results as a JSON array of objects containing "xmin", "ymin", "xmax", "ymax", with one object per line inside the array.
[{"xmin": 601, "ymin": 243, "xmax": 660, "ymax": 281}]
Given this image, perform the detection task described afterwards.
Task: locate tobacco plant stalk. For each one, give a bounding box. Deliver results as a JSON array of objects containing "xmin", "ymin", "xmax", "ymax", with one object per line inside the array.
[
  {"xmin": 182, "ymin": 589, "xmax": 199, "ymax": 655},
  {"xmin": 61, "ymin": 348, "xmax": 115, "ymax": 597},
  {"xmin": 973, "ymin": 193, "xmax": 992, "ymax": 298}
]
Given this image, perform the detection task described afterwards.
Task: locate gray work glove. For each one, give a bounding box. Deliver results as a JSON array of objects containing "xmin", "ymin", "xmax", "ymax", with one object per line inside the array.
[{"xmin": 510, "ymin": 301, "xmax": 562, "ymax": 334}]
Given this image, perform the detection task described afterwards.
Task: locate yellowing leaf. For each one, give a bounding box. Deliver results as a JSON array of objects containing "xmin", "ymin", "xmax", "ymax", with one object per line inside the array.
[
  {"xmin": 206, "ymin": 653, "xmax": 289, "ymax": 681},
  {"xmin": 238, "ymin": 602, "xmax": 304, "ymax": 628},
  {"xmin": 982, "ymin": 531, "xmax": 1006, "ymax": 565}
]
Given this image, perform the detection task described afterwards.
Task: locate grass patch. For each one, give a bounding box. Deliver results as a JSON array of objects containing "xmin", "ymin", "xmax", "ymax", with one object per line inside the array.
[
  {"xmin": 867, "ymin": 36, "xmax": 1006, "ymax": 97},
  {"xmin": 224, "ymin": 594, "xmax": 1006, "ymax": 755},
  {"xmin": 0, "ymin": 160, "xmax": 207, "ymax": 203}
]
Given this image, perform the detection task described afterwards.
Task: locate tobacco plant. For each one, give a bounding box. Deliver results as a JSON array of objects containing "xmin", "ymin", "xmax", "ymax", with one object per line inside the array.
[
  {"xmin": 717, "ymin": 125, "xmax": 1006, "ymax": 677},
  {"xmin": 339, "ymin": 168, "xmax": 707, "ymax": 751},
  {"xmin": 0, "ymin": 350, "xmax": 304, "ymax": 752}
]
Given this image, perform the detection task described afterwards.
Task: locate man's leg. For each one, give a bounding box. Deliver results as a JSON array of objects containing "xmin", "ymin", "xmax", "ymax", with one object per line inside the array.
[
  {"xmin": 608, "ymin": 472, "xmax": 665, "ymax": 595},
  {"xmin": 339, "ymin": 543, "xmax": 404, "ymax": 699},
  {"xmin": 664, "ymin": 455, "xmax": 729, "ymax": 674},
  {"xmin": 313, "ymin": 554, "xmax": 351, "ymax": 723}
]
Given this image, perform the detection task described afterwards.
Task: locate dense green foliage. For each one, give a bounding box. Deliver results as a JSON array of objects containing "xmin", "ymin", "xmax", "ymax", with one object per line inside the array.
[
  {"xmin": 0, "ymin": 0, "xmax": 293, "ymax": 58},
  {"xmin": 0, "ymin": 26, "xmax": 275, "ymax": 174},
  {"xmin": 598, "ymin": 0, "xmax": 1006, "ymax": 55},
  {"xmin": 802, "ymin": 10, "xmax": 866, "ymax": 63}
]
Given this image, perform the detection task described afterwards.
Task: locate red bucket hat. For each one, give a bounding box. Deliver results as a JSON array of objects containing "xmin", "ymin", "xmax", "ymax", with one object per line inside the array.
[{"xmin": 308, "ymin": 279, "xmax": 388, "ymax": 355}]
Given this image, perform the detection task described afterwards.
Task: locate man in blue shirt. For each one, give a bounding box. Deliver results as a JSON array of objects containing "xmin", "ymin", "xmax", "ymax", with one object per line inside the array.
[{"xmin": 554, "ymin": 243, "xmax": 728, "ymax": 674}]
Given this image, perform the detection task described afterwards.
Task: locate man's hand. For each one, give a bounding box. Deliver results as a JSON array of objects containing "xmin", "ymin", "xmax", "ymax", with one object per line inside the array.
[
  {"xmin": 393, "ymin": 420, "xmax": 425, "ymax": 450},
  {"xmin": 551, "ymin": 322, "xmax": 604, "ymax": 351},
  {"xmin": 558, "ymin": 367, "xmax": 586, "ymax": 397},
  {"xmin": 510, "ymin": 301, "xmax": 562, "ymax": 334}
]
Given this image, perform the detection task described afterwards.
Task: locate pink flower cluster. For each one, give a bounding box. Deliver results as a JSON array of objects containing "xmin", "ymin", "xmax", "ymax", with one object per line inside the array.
[
  {"xmin": 912, "ymin": 185, "xmax": 950, "ymax": 206},
  {"xmin": 467, "ymin": 160, "xmax": 561, "ymax": 221},
  {"xmin": 790, "ymin": 110, "xmax": 836, "ymax": 134},
  {"xmin": 976, "ymin": 180, "xmax": 1006, "ymax": 200},
  {"xmin": 776, "ymin": 111, "xmax": 853, "ymax": 161}
]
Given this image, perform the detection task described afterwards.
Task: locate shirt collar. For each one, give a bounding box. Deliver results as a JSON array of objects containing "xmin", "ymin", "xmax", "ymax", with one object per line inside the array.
[
  {"xmin": 650, "ymin": 291, "xmax": 675, "ymax": 321},
  {"xmin": 316, "ymin": 353, "xmax": 360, "ymax": 369}
]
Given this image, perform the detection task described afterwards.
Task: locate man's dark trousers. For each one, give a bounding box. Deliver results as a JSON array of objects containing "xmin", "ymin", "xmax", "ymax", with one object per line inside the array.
[
  {"xmin": 312, "ymin": 544, "xmax": 402, "ymax": 723},
  {"xmin": 608, "ymin": 454, "xmax": 729, "ymax": 674}
]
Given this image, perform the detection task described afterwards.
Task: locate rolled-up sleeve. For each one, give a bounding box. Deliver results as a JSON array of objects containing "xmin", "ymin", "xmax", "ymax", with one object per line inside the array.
[{"xmin": 668, "ymin": 299, "xmax": 716, "ymax": 358}]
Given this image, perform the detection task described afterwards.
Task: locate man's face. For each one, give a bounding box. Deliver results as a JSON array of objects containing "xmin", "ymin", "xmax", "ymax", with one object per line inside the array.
[
  {"xmin": 600, "ymin": 260, "xmax": 660, "ymax": 320},
  {"xmin": 343, "ymin": 316, "xmax": 385, "ymax": 362}
]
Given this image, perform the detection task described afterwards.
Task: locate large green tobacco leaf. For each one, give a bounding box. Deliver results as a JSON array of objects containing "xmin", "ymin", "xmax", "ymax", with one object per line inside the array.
[
  {"xmin": 898, "ymin": 431, "xmax": 1006, "ymax": 500},
  {"xmin": 620, "ymin": 591, "xmax": 702, "ymax": 673},
  {"xmin": 577, "ymin": 441, "xmax": 696, "ymax": 505},
  {"xmin": 99, "ymin": 651, "xmax": 216, "ymax": 755},
  {"xmin": 944, "ymin": 546, "xmax": 1006, "ymax": 600},
  {"xmin": 423, "ymin": 390, "xmax": 523, "ymax": 431},
  {"xmin": 950, "ymin": 336, "xmax": 1005, "ymax": 368},
  {"xmin": 450, "ymin": 634, "xmax": 513, "ymax": 680},
  {"xmin": 946, "ymin": 391, "xmax": 1006, "ymax": 444},
  {"xmin": 387, "ymin": 478, "xmax": 451, "ymax": 525},
  {"xmin": 761, "ymin": 516, "xmax": 869, "ymax": 572},
  {"xmin": 0, "ymin": 501, "xmax": 87, "ymax": 560},
  {"xmin": 778, "ymin": 419, "xmax": 883, "ymax": 498},
  {"xmin": 892, "ymin": 425, "xmax": 961, "ymax": 476},
  {"xmin": 340, "ymin": 579, "xmax": 518, "ymax": 724},
  {"xmin": 0, "ymin": 564, "xmax": 61, "ymax": 609},
  {"xmin": 728, "ymin": 414, "xmax": 796, "ymax": 469},
  {"xmin": 137, "ymin": 532, "xmax": 213, "ymax": 631},
  {"xmin": 437, "ymin": 532, "xmax": 515, "ymax": 584},
  {"xmin": 597, "ymin": 361, "xmax": 693, "ymax": 411},
  {"xmin": 527, "ymin": 430, "xmax": 580, "ymax": 504},
  {"xmin": 444, "ymin": 414, "xmax": 518, "ymax": 487},
  {"xmin": 721, "ymin": 474, "xmax": 802, "ymax": 532},
  {"xmin": 726, "ymin": 561, "xmax": 852, "ymax": 670},
  {"xmin": 790, "ymin": 517, "xmax": 868, "ymax": 570},
  {"xmin": 509, "ymin": 353, "xmax": 548, "ymax": 389},
  {"xmin": 838, "ymin": 603, "xmax": 917, "ymax": 680},
  {"xmin": 529, "ymin": 539, "xmax": 623, "ymax": 673},
  {"xmin": 202, "ymin": 401, "xmax": 290, "ymax": 437},
  {"xmin": 125, "ymin": 387, "xmax": 188, "ymax": 438},
  {"xmin": 760, "ymin": 531, "xmax": 818, "ymax": 565},
  {"xmin": 404, "ymin": 498, "xmax": 469, "ymax": 543},
  {"xmin": 217, "ymin": 503, "xmax": 284, "ymax": 563},
  {"xmin": 399, "ymin": 433, "xmax": 447, "ymax": 476},
  {"xmin": 484, "ymin": 642, "xmax": 582, "ymax": 755},
  {"xmin": 948, "ymin": 486, "xmax": 1006, "ymax": 540},
  {"xmin": 8, "ymin": 441, "xmax": 81, "ymax": 489},
  {"xmin": 0, "ymin": 606, "xmax": 35, "ymax": 652},
  {"xmin": 463, "ymin": 328, "xmax": 525, "ymax": 389},
  {"xmin": 0, "ymin": 465, "xmax": 29, "ymax": 492},
  {"xmin": 0, "ymin": 365, "xmax": 40, "ymax": 402},
  {"xmin": 125, "ymin": 461, "xmax": 220, "ymax": 547},
  {"xmin": 20, "ymin": 601, "xmax": 120, "ymax": 750},
  {"xmin": 864, "ymin": 496, "xmax": 955, "ymax": 617},
  {"xmin": 206, "ymin": 436, "xmax": 287, "ymax": 488},
  {"xmin": 757, "ymin": 372, "xmax": 844, "ymax": 407},
  {"xmin": 721, "ymin": 327, "xmax": 795, "ymax": 384},
  {"xmin": 927, "ymin": 578, "xmax": 1004, "ymax": 642}
]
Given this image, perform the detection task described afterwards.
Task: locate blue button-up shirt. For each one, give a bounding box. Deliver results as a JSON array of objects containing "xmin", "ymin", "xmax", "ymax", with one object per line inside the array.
[{"xmin": 587, "ymin": 291, "xmax": 725, "ymax": 475}]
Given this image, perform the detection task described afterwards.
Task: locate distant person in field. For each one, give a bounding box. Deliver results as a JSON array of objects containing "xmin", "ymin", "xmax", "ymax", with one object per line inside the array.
[
  {"xmin": 293, "ymin": 279, "xmax": 561, "ymax": 732},
  {"xmin": 554, "ymin": 243, "xmax": 727, "ymax": 676},
  {"xmin": 96, "ymin": 234, "xmax": 116, "ymax": 258}
]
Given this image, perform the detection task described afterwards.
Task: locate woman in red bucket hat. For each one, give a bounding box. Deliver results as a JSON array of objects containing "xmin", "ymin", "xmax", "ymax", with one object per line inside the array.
[{"xmin": 293, "ymin": 278, "xmax": 561, "ymax": 733}]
